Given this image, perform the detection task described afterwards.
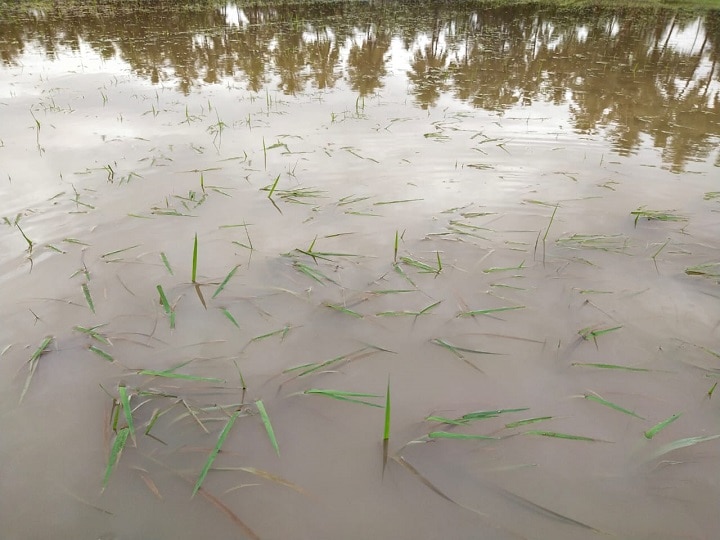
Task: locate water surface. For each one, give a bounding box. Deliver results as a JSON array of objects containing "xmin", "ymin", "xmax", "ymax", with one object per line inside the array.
[{"xmin": 1, "ymin": 2, "xmax": 719, "ymax": 539}]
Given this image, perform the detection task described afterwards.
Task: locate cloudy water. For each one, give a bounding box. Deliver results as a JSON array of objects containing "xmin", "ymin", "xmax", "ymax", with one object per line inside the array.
[{"xmin": 0, "ymin": 1, "xmax": 719, "ymax": 539}]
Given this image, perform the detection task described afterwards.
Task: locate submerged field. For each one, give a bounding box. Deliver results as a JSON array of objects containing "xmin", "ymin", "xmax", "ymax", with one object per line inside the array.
[{"xmin": 1, "ymin": 1, "xmax": 719, "ymax": 539}]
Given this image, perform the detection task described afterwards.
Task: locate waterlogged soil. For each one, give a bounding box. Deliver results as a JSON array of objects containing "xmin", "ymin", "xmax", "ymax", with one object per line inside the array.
[{"xmin": 1, "ymin": 2, "xmax": 719, "ymax": 539}]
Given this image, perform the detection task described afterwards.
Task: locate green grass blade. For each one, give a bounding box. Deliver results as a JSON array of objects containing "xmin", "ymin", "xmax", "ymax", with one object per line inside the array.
[
  {"xmin": 428, "ymin": 431, "xmax": 498, "ymax": 440},
  {"xmin": 221, "ymin": 308, "xmax": 240, "ymax": 328},
  {"xmin": 400, "ymin": 256, "xmax": 436, "ymax": 273},
  {"xmin": 118, "ymin": 384, "xmax": 136, "ymax": 444},
  {"xmin": 74, "ymin": 325, "xmax": 111, "ymax": 345},
  {"xmin": 256, "ymin": 400, "xmax": 279, "ymax": 456},
  {"xmin": 82, "ymin": 283, "xmax": 95, "ymax": 313},
  {"xmin": 89, "ymin": 345, "xmax": 114, "ymax": 362},
  {"xmin": 251, "ymin": 325, "xmax": 292, "ymax": 342},
  {"xmin": 644, "ymin": 413, "xmax": 682, "ymax": 439},
  {"xmin": 102, "ymin": 427, "xmax": 130, "ymax": 490},
  {"xmin": 393, "ymin": 230, "xmax": 399, "ymax": 263},
  {"xmin": 156, "ymin": 285, "xmax": 175, "ymax": 329},
  {"xmin": 303, "ymin": 389, "xmax": 383, "ymax": 408},
  {"xmin": 383, "ymin": 378, "xmax": 391, "ymax": 441},
  {"xmin": 193, "ymin": 411, "xmax": 240, "ymax": 497},
  {"xmin": 572, "ymin": 363, "xmax": 649, "ymax": 372},
  {"xmin": 505, "ymin": 417, "xmax": 553, "ymax": 429},
  {"xmin": 212, "ymin": 265, "xmax": 240, "ymax": 299},
  {"xmin": 425, "ymin": 416, "xmax": 469, "ymax": 426},
  {"xmin": 267, "ymin": 173, "xmax": 280, "ymax": 198},
  {"xmin": 191, "ymin": 233, "xmax": 198, "ymax": 283},
  {"xmin": 651, "ymin": 434, "xmax": 720, "ymax": 459},
  {"xmin": 458, "ymin": 306, "xmax": 525, "ymax": 317},
  {"xmin": 462, "ymin": 408, "xmax": 529, "ymax": 421},
  {"xmin": 525, "ymin": 430, "xmax": 601, "ymax": 442},
  {"xmin": 160, "ymin": 252, "xmax": 173, "ymax": 275},
  {"xmin": 20, "ymin": 335, "xmax": 53, "ymax": 403},
  {"xmin": 324, "ymin": 303, "xmax": 363, "ymax": 318},
  {"xmin": 430, "ymin": 338, "xmax": 497, "ymax": 357},
  {"xmin": 584, "ymin": 393, "xmax": 644, "ymax": 419},
  {"xmin": 138, "ymin": 369, "xmax": 224, "ymax": 383}
]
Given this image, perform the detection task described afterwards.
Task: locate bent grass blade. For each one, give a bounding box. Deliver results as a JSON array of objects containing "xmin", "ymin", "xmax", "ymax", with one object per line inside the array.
[
  {"xmin": 118, "ymin": 384, "xmax": 136, "ymax": 445},
  {"xmin": 212, "ymin": 265, "xmax": 240, "ymax": 299},
  {"xmin": 303, "ymin": 389, "xmax": 383, "ymax": 408},
  {"xmin": 430, "ymin": 338, "xmax": 497, "ymax": 358},
  {"xmin": 20, "ymin": 335, "xmax": 53, "ymax": 403},
  {"xmin": 255, "ymin": 400, "xmax": 279, "ymax": 456},
  {"xmin": 505, "ymin": 417, "xmax": 553, "ymax": 429},
  {"xmin": 193, "ymin": 410, "xmax": 240, "ymax": 497},
  {"xmin": 89, "ymin": 345, "xmax": 114, "ymax": 362},
  {"xmin": 644, "ymin": 413, "xmax": 682, "ymax": 440},
  {"xmin": 494, "ymin": 485, "xmax": 602, "ymax": 533},
  {"xmin": 457, "ymin": 306, "xmax": 525, "ymax": 317},
  {"xmin": 73, "ymin": 325, "xmax": 111, "ymax": 345},
  {"xmin": 650, "ymin": 434, "xmax": 720, "ymax": 460},
  {"xmin": 584, "ymin": 393, "xmax": 644, "ymax": 419},
  {"xmin": 221, "ymin": 308, "xmax": 240, "ymax": 328},
  {"xmin": 102, "ymin": 427, "xmax": 130, "ymax": 491},
  {"xmin": 572, "ymin": 363, "xmax": 648, "ymax": 372},
  {"xmin": 428, "ymin": 432, "xmax": 498, "ymax": 440},
  {"xmin": 524, "ymin": 430, "xmax": 603, "ymax": 442},
  {"xmin": 82, "ymin": 283, "xmax": 95, "ymax": 313},
  {"xmin": 191, "ymin": 233, "xmax": 198, "ymax": 283},
  {"xmin": 156, "ymin": 285, "xmax": 175, "ymax": 329},
  {"xmin": 160, "ymin": 252, "xmax": 173, "ymax": 275},
  {"xmin": 137, "ymin": 369, "xmax": 224, "ymax": 383}
]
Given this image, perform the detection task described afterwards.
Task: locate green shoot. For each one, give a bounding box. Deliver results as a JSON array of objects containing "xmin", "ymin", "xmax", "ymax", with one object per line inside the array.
[
  {"xmin": 191, "ymin": 233, "xmax": 198, "ymax": 283},
  {"xmin": 256, "ymin": 400, "xmax": 279, "ymax": 456},
  {"xmin": 193, "ymin": 411, "xmax": 240, "ymax": 497},
  {"xmin": 644, "ymin": 413, "xmax": 681, "ymax": 439}
]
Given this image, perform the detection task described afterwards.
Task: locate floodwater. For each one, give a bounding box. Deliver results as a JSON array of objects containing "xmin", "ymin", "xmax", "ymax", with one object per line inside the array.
[{"xmin": 0, "ymin": 1, "xmax": 719, "ymax": 539}]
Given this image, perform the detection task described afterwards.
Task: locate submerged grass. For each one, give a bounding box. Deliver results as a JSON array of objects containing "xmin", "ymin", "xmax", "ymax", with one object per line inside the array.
[
  {"xmin": 20, "ymin": 335, "xmax": 53, "ymax": 403},
  {"xmin": 82, "ymin": 283, "xmax": 95, "ymax": 313},
  {"xmin": 255, "ymin": 400, "xmax": 279, "ymax": 456},
  {"xmin": 102, "ymin": 427, "xmax": 130, "ymax": 491},
  {"xmin": 212, "ymin": 265, "xmax": 240, "ymax": 299},
  {"xmin": 583, "ymin": 393, "xmax": 644, "ymax": 419},
  {"xmin": 193, "ymin": 410, "xmax": 240, "ymax": 497},
  {"xmin": 302, "ymin": 389, "xmax": 383, "ymax": 408},
  {"xmin": 631, "ymin": 207, "xmax": 687, "ymax": 226},
  {"xmin": 644, "ymin": 413, "xmax": 681, "ymax": 439}
]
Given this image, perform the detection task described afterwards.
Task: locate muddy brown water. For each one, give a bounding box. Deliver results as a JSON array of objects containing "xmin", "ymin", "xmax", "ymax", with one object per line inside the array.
[{"xmin": 1, "ymin": 1, "xmax": 719, "ymax": 539}]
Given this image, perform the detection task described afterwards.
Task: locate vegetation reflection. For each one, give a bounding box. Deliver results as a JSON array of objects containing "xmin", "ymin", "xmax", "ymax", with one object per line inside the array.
[{"xmin": 0, "ymin": 1, "xmax": 718, "ymax": 170}]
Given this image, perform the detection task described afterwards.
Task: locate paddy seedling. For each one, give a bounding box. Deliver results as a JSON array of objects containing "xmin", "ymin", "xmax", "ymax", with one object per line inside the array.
[
  {"xmin": 650, "ymin": 434, "xmax": 720, "ymax": 460},
  {"xmin": 156, "ymin": 285, "xmax": 175, "ymax": 329},
  {"xmin": 457, "ymin": 305, "xmax": 525, "ymax": 317},
  {"xmin": 524, "ymin": 430, "xmax": 603, "ymax": 442},
  {"xmin": 102, "ymin": 427, "xmax": 130, "ymax": 491},
  {"xmin": 193, "ymin": 410, "xmax": 240, "ymax": 497},
  {"xmin": 571, "ymin": 362, "xmax": 649, "ymax": 372},
  {"xmin": 583, "ymin": 392, "xmax": 644, "ymax": 419},
  {"xmin": 631, "ymin": 207, "xmax": 687, "ymax": 226},
  {"xmin": 302, "ymin": 389, "xmax": 384, "ymax": 408},
  {"xmin": 221, "ymin": 308, "xmax": 240, "ymax": 328},
  {"xmin": 191, "ymin": 234, "xmax": 198, "ymax": 283},
  {"xmin": 160, "ymin": 252, "xmax": 173, "ymax": 275},
  {"xmin": 89, "ymin": 346, "xmax": 114, "ymax": 362},
  {"xmin": 19, "ymin": 336, "xmax": 53, "ymax": 403},
  {"xmin": 644, "ymin": 413, "xmax": 681, "ymax": 439},
  {"xmin": 255, "ymin": 400, "xmax": 279, "ymax": 456},
  {"xmin": 212, "ymin": 265, "xmax": 240, "ymax": 299},
  {"xmin": 685, "ymin": 262, "xmax": 720, "ymax": 277},
  {"xmin": 578, "ymin": 325, "xmax": 622, "ymax": 346}
]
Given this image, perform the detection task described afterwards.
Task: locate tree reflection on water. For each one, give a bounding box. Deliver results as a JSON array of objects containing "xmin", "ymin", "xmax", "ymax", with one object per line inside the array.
[{"xmin": 0, "ymin": 1, "xmax": 718, "ymax": 171}]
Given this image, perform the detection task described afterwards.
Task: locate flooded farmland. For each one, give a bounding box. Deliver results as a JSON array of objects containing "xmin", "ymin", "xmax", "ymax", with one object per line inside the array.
[{"xmin": 0, "ymin": 1, "xmax": 719, "ymax": 538}]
